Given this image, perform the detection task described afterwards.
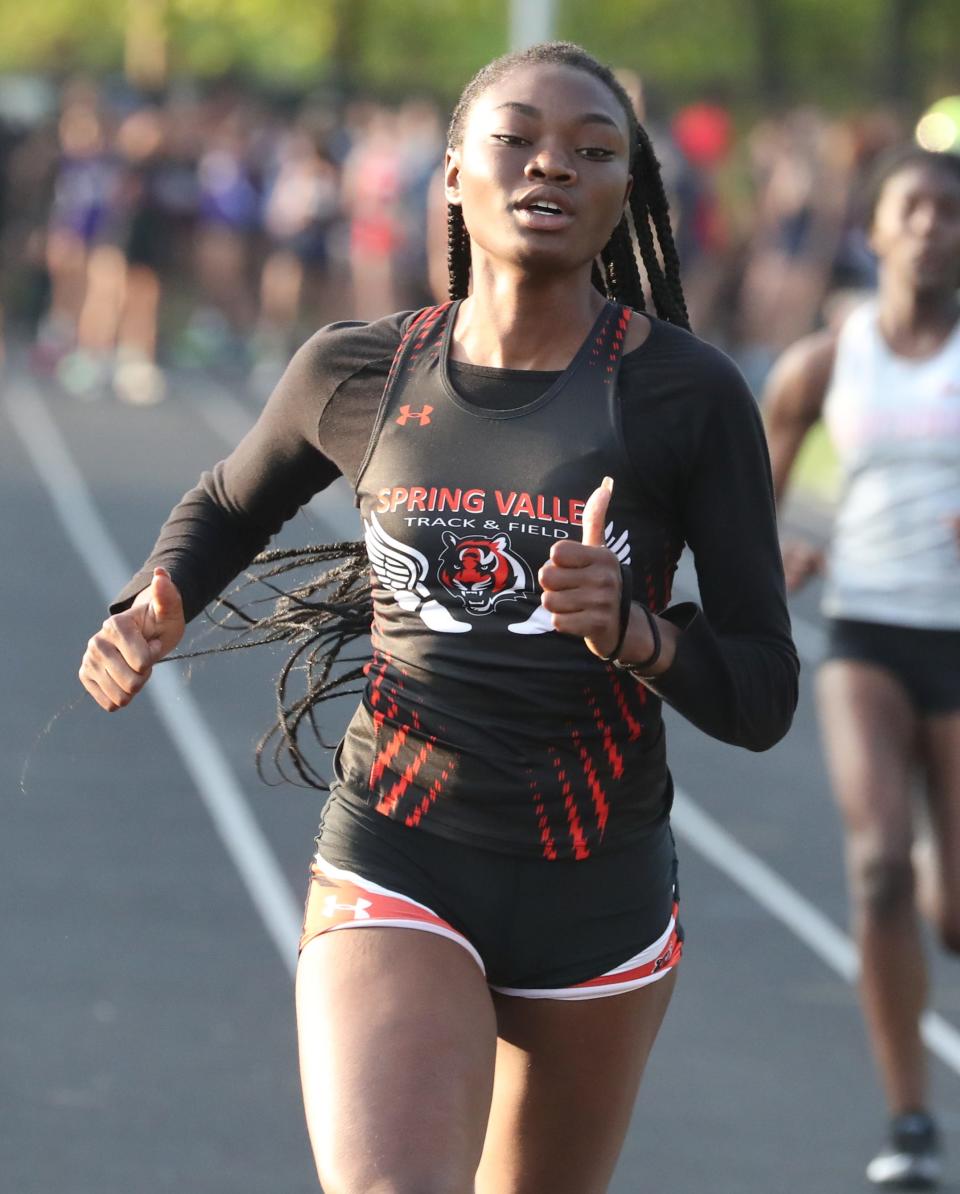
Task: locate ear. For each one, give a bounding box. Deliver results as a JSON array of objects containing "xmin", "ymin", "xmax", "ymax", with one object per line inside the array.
[
  {"xmin": 444, "ymin": 147, "xmax": 462, "ymax": 206},
  {"xmin": 492, "ymin": 535, "xmax": 508, "ymax": 550},
  {"xmin": 442, "ymin": 530, "xmax": 457, "ymax": 547}
]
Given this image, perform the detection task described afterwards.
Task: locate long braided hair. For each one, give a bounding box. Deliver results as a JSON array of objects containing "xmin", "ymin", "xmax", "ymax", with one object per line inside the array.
[
  {"xmin": 446, "ymin": 42, "xmax": 691, "ymax": 330},
  {"xmin": 189, "ymin": 43, "xmax": 691, "ymax": 788}
]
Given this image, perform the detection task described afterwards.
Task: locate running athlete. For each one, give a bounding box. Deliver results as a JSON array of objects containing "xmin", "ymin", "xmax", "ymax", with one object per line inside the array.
[
  {"xmin": 764, "ymin": 146, "xmax": 960, "ymax": 1189},
  {"xmin": 79, "ymin": 43, "xmax": 798, "ymax": 1194}
]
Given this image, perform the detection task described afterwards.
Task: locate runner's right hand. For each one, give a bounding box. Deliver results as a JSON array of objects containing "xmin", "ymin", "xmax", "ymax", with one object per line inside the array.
[
  {"xmin": 780, "ymin": 538, "xmax": 825, "ymax": 593},
  {"xmin": 79, "ymin": 567, "xmax": 185, "ymax": 711}
]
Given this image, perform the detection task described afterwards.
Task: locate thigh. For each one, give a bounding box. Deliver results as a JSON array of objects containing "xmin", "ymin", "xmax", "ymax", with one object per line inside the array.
[
  {"xmin": 475, "ymin": 971, "xmax": 677, "ymax": 1194},
  {"xmin": 296, "ymin": 926, "xmax": 497, "ymax": 1194},
  {"xmin": 816, "ymin": 659, "xmax": 918, "ymax": 852}
]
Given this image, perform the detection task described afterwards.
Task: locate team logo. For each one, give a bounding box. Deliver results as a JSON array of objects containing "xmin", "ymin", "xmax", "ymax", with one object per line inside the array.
[
  {"xmin": 364, "ymin": 512, "xmax": 470, "ymax": 632},
  {"xmin": 438, "ymin": 532, "xmax": 533, "ymax": 615},
  {"xmin": 364, "ymin": 510, "xmax": 633, "ymax": 637},
  {"xmin": 395, "ymin": 404, "xmax": 433, "ymax": 426},
  {"xmin": 321, "ymin": 894, "xmax": 373, "ymax": 920}
]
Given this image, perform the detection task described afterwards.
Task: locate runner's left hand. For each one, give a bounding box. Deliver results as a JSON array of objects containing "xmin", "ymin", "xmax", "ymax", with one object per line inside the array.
[{"xmin": 538, "ymin": 477, "xmax": 622, "ymax": 658}]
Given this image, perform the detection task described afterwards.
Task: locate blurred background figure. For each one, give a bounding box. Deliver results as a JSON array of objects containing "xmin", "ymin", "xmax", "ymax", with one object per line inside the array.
[
  {"xmin": 252, "ymin": 119, "xmax": 341, "ymax": 395},
  {"xmin": 188, "ymin": 101, "xmax": 259, "ymax": 371},
  {"xmin": 340, "ymin": 102, "xmax": 404, "ymax": 320},
  {"xmin": 33, "ymin": 83, "xmax": 121, "ymax": 396},
  {"xmin": 109, "ymin": 104, "xmax": 173, "ymax": 405}
]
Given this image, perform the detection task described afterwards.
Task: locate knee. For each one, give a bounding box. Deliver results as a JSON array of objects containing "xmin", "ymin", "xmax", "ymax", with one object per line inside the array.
[{"xmin": 851, "ymin": 855, "xmax": 915, "ymax": 921}]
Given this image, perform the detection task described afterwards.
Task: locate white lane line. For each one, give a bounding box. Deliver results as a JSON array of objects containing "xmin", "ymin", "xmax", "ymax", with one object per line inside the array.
[
  {"xmin": 671, "ymin": 788, "xmax": 960, "ymax": 1074},
  {"xmin": 671, "ymin": 790, "xmax": 858, "ymax": 979},
  {"xmin": 5, "ymin": 382, "xmax": 302, "ymax": 977}
]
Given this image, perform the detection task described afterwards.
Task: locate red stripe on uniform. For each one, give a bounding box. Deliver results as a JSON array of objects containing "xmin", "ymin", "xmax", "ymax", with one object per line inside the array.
[
  {"xmin": 369, "ymin": 724, "xmax": 409, "ymax": 788},
  {"xmin": 570, "ymin": 728, "xmax": 609, "ymax": 835},
  {"xmin": 529, "ymin": 778, "xmax": 559, "ymax": 860},
  {"xmin": 405, "ymin": 762, "xmax": 455, "ymax": 827},
  {"xmin": 585, "ymin": 688, "xmax": 624, "ymax": 779},
  {"xmin": 644, "ymin": 570, "xmax": 657, "ymax": 609},
  {"xmin": 376, "ymin": 739, "xmax": 435, "ymax": 815},
  {"xmin": 549, "ymin": 749, "xmax": 590, "ymax": 860},
  {"xmin": 607, "ymin": 671, "xmax": 643, "ymax": 742}
]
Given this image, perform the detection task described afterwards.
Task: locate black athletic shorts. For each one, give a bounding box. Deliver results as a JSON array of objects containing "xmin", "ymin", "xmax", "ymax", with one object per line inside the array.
[
  {"xmin": 825, "ymin": 618, "xmax": 960, "ymax": 716},
  {"xmin": 300, "ymin": 791, "xmax": 682, "ymax": 1000}
]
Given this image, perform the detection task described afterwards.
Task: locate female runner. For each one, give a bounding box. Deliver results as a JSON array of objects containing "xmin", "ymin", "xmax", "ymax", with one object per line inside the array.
[
  {"xmin": 80, "ymin": 42, "xmax": 798, "ymax": 1194},
  {"xmin": 764, "ymin": 146, "xmax": 960, "ymax": 1189}
]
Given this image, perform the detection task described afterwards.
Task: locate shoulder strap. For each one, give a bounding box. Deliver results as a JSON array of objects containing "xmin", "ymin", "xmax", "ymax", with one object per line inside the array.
[{"xmin": 353, "ymin": 304, "xmax": 452, "ymax": 500}]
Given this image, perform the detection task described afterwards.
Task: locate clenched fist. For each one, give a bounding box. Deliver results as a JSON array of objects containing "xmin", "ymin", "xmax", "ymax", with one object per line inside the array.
[{"xmin": 79, "ymin": 567, "xmax": 185, "ymax": 711}]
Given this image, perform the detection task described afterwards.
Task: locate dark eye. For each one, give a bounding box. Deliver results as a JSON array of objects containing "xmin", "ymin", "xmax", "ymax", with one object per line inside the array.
[
  {"xmin": 578, "ymin": 147, "xmax": 616, "ymax": 161},
  {"xmin": 492, "ymin": 133, "xmax": 528, "ymax": 147}
]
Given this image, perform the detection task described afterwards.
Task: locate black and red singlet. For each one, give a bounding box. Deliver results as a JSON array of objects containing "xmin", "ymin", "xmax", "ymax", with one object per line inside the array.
[
  {"xmin": 113, "ymin": 305, "xmax": 799, "ymax": 859},
  {"xmin": 339, "ymin": 301, "xmax": 676, "ymax": 856}
]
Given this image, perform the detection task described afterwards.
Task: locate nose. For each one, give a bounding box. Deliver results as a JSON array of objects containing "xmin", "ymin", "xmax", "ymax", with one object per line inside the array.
[{"xmin": 524, "ymin": 145, "xmax": 576, "ymax": 185}]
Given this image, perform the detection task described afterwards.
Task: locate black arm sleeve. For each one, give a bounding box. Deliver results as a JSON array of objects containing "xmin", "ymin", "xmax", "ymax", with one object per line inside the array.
[
  {"xmin": 109, "ymin": 314, "xmax": 407, "ymax": 621},
  {"xmin": 651, "ymin": 361, "xmax": 799, "ymax": 750}
]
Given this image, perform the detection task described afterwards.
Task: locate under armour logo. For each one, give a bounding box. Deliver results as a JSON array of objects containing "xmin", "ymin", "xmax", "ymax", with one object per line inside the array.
[
  {"xmin": 396, "ymin": 404, "xmax": 434, "ymax": 426},
  {"xmin": 322, "ymin": 895, "xmax": 372, "ymax": 920}
]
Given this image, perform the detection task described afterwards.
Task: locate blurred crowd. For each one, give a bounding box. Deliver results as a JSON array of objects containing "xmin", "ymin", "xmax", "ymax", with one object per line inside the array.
[{"xmin": 0, "ymin": 71, "xmax": 910, "ymax": 404}]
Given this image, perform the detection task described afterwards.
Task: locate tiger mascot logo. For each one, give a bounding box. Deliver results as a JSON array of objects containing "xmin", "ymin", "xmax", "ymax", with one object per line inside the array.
[{"xmin": 437, "ymin": 531, "xmax": 533, "ymax": 615}]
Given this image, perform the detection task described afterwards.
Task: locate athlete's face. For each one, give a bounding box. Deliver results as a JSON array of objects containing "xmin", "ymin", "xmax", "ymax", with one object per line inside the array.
[
  {"xmin": 445, "ymin": 63, "xmax": 633, "ymax": 277},
  {"xmin": 870, "ymin": 162, "xmax": 960, "ymax": 294}
]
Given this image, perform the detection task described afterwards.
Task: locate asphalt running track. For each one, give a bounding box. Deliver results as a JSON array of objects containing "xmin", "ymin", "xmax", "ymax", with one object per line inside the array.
[{"xmin": 4, "ymin": 362, "xmax": 960, "ymax": 1193}]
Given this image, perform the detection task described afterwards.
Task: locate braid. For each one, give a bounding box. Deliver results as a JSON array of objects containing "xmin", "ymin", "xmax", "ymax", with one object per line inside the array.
[
  {"xmin": 447, "ymin": 203, "xmax": 471, "ymax": 299},
  {"xmin": 633, "ymin": 126, "xmax": 690, "ymax": 329},
  {"xmin": 629, "ymin": 189, "xmax": 677, "ymax": 323},
  {"xmin": 600, "ymin": 215, "xmax": 646, "ymax": 311},
  {"xmin": 171, "ymin": 541, "xmax": 373, "ymax": 790}
]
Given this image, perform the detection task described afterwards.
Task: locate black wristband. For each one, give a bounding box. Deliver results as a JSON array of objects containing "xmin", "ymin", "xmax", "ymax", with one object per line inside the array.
[
  {"xmin": 614, "ymin": 603, "xmax": 662, "ymax": 675},
  {"xmin": 598, "ymin": 563, "xmax": 633, "ymax": 663}
]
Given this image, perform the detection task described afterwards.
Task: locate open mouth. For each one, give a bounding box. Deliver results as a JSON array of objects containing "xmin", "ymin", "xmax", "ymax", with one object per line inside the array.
[
  {"xmin": 513, "ymin": 198, "xmax": 574, "ymax": 231},
  {"xmin": 524, "ymin": 201, "xmax": 565, "ymax": 216}
]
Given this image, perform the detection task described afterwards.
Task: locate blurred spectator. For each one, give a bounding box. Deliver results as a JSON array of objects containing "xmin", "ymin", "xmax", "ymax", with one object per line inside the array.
[
  {"xmin": 252, "ymin": 121, "xmax": 341, "ymax": 394},
  {"xmin": 0, "ymin": 71, "xmax": 923, "ymax": 405},
  {"xmin": 188, "ymin": 101, "xmax": 260, "ymax": 367},
  {"xmin": 734, "ymin": 108, "xmax": 856, "ymax": 387},
  {"xmin": 341, "ymin": 103, "xmax": 405, "ymax": 320},
  {"xmin": 34, "ymin": 83, "xmax": 123, "ymax": 395}
]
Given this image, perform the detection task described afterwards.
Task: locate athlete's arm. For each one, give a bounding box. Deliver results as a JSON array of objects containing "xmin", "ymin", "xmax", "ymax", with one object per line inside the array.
[
  {"xmin": 108, "ymin": 316, "xmax": 407, "ymax": 622},
  {"xmin": 620, "ymin": 339, "xmax": 800, "ymax": 751},
  {"xmin": 761, "ymin": 329, "xmax": 835, "ymax": 505},
  {"xmin": 761, "ymin": 330, "xmax": 836, "ymax": 590}
]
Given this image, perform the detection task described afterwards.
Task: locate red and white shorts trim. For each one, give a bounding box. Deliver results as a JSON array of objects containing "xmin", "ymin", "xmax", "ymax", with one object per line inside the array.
[
  {"xmin": 300, "ymin": 853, "xmax": 682, "ymax": 1001},
  {"xmin": 490, "ymin": 902, "xmax": 682, "ymax": 1001},
  {"xmin": 300, "ymin": 854, "xmax": 485, "ymax": 974}
]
